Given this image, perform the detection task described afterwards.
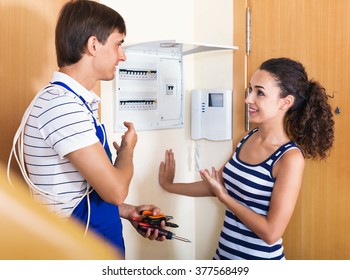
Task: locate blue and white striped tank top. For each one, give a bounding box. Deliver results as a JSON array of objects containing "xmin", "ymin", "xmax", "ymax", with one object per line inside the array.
[{"xmin": 214, "ymin": 128, "xmax": 301, "ymax": 260}]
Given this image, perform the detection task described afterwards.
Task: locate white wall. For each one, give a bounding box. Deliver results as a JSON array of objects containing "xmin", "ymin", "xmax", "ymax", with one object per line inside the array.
[{"xmin": 101, "ymin": 0, "xmax": 234, "ymax": 260}]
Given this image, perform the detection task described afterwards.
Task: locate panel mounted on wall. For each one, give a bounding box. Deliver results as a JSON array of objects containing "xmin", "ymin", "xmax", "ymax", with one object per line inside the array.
[{"xmin": 114, "ymin": 40, "xmax": 238, "ymax": 132}]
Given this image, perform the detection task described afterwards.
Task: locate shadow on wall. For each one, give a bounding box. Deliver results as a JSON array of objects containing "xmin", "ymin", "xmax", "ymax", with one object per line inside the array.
[{"xmin": 0, "ymin": 2, "xmax": 59, "ymax": 171}]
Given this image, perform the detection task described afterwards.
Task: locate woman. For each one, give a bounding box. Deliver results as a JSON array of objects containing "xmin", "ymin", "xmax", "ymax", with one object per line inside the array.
[{"xmin": 159, "ymin": 57, "xmax": 334, "ymax": 259}]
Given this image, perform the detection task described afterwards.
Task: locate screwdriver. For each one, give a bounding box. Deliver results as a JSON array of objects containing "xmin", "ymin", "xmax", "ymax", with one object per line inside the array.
[{"xmin": 138, "ymin": 223, "xmax": 191, "ymax": 243}]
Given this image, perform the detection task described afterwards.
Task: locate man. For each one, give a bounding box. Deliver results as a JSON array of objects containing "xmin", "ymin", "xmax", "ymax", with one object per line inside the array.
[{"xmin": 9, "ymin": 0, "xmax": 164, "ymax": 258}]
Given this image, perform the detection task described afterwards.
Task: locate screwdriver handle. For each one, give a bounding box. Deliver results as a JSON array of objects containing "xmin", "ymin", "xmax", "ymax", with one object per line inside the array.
[{"xmin": 138, "ymin": 225, "xmax": 174, "ymax": 240}]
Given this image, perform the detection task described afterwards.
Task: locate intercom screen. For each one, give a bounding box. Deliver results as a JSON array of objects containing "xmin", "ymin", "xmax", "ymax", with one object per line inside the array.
[{"xmin": 208, "ymin": 93, "xmax": 223, "ymax": 107}]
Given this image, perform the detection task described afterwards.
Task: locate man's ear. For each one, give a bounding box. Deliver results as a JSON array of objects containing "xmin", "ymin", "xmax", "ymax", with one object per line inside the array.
[
  {"xmin": 280, "ymin": 95, "xmax": 295, "ymax": 110},
  {"xmin": 87, "ymin": 36, "xmax": 97, "ymax": 55}
]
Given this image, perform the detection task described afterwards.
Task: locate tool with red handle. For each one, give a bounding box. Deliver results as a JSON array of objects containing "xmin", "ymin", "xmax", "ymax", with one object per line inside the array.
[
  {"xmin": 137, "ymin": 222, "xmax": 191, "ymax": 243},
  {"xmin": 132, "ymin": 210, "xmax": 191, "ymax": 243}
]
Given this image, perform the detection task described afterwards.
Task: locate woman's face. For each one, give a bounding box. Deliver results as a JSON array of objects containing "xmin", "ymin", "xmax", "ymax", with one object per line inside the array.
[{"xmin": 245, "ymin": 69, "xmax": 286, "ymax": 125}]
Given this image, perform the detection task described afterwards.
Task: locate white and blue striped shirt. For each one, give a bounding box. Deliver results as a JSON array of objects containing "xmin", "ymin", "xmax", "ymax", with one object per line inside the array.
[
  {"xmin": 214, "ymin": 128, "xmax": 301, "ymax": 260},
  {"xmin": 23, "ymin": 72, "xmax": 100, "ymax": 218}
]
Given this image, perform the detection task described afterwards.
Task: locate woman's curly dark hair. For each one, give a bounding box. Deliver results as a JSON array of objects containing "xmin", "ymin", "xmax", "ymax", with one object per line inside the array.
[{"xmin": 260, "ymin": 58, "xmax": 334, "ymax": 159}]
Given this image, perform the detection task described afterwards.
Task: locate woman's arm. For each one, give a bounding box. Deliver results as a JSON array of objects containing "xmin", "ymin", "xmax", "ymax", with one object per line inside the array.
[
  {"xmin": 201, "ymin": 148, "xmax": 304, "ymax": 244},
  {"xmin": 159, "ymin": 149, "xmax": 216, "ymax": 197}
]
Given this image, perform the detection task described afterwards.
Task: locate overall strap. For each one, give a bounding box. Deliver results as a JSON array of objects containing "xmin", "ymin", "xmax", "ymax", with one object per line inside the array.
[{"xmin": 51, "ymin": 81, "xmax": 112, "ymax": 161}]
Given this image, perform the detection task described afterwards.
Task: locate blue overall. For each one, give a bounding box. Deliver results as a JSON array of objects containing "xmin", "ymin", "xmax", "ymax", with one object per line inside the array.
[{"xmin": 51, "ymin": 81, "xmax": 125, "ymax": 256}]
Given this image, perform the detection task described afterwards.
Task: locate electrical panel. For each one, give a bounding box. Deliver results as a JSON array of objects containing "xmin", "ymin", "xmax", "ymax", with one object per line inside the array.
[
  {"xmin": 114, "ymin": 41, "xmax": 183, "ymax": 132},
  {"xmin": 114, "ymin": 40, "xmax": 238, "ymax": 132}
]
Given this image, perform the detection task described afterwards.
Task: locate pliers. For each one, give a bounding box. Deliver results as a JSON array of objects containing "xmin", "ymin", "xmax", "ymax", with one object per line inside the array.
[
  {"xmin": 132, "ymin": 210, "xmax": 191, "ymax": 243},
  {"xmin": 134, "ymin": 210, "xmax": 179, "ymax": 228}
]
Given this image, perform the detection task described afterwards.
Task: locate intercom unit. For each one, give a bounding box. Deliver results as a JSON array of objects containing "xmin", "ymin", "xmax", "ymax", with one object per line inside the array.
[{"xmin": 191, "ymin": 89, "xmax": 232, "ymax": 141}]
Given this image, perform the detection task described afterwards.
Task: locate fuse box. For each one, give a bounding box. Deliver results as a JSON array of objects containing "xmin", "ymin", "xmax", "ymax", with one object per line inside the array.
[{"xmin": 114, "ymin": 40, "xmax": 237, "ymax": 132}]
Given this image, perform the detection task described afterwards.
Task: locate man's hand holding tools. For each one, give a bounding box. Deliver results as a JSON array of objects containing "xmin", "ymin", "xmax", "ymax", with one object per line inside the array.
[{"xmin": 132, "ymin": 210, "xmax": 191, "ymax": 243}]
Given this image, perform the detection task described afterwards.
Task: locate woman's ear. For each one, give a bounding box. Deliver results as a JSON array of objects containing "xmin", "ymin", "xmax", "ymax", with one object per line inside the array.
[{"xmin": 280, "ymin": 95, "xmax": 295, "ymax": 110}]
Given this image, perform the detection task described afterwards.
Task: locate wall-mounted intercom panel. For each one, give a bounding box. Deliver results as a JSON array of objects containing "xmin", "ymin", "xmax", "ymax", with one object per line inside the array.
[
  {"xmin": 114, "ymin": 43, "xmax": 183, "ymax": 132},
  {"xmin": 191, "ymin": 89, "xmax": 232, "ymax": 141}
]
